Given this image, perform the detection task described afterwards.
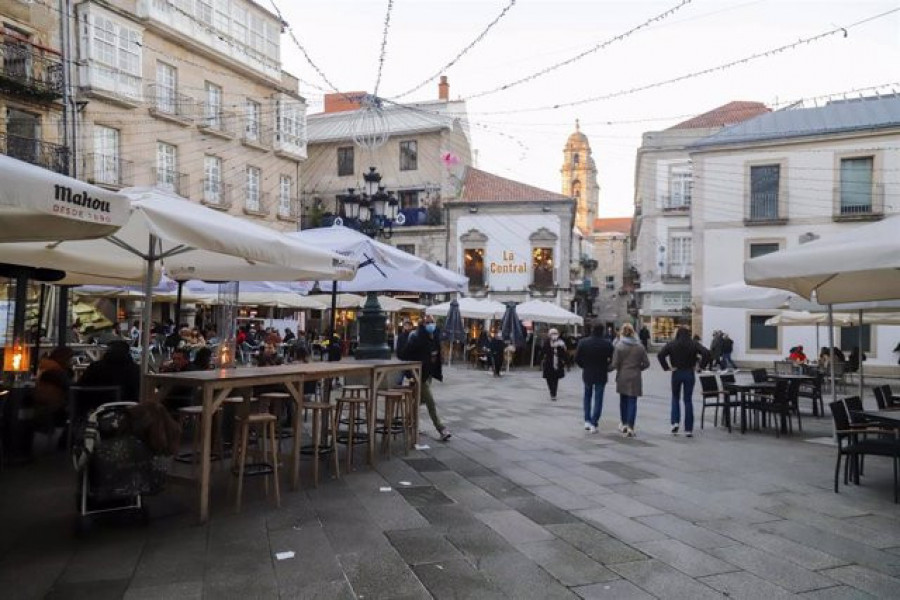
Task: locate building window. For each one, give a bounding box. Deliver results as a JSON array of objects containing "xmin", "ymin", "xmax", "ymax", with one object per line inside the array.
[
  {"xmin": 203, "ymin": 155, "xmax": 221, "ymax": 204},
  {"xmin": 840, "ymin": 324, "xmax": 872, "ymax": 354},
  {"xmin": 605, "ymin": 275, "xmax": 615, "ymax": 291},
  {"xmin": 668, "ymin": 167, "xmax": 692, "ymax": 209},
  {"xmin": 156, "ymin": 142, "xmax": 177, "ymax": 192},
  {"xmin": 197, "ymin": 0, "xmax": 213, "ymax": 25},
  {"xmin": 464, "ymin": 248, "xmax": 485, "ymax": 288},
  {"xmin": 573, "ymin": 153, "xmax": 580, "ymax": 165},
  {"xmin": 668, "ymin": 235, "xmax": 692, "ymax": 276},
  {"xmin": 749, "ymin": 164, "xmax": 780, "ymax": 221},
  {"xmin": 749, "ymin": 314, "xmax": 778, "ymax": 350},
  {"xmin": 155, "ymin": 61, "xmax": 177, "ymax": 113},
  {"xmin": 79, "ymin": 6, "xmax": 143, "ymax": 100},
  {"xmin": 572, "ymin": 180, "xmax": 581, "ymax": 200},
  {"xmin": 244, "ymin": 99, "xmax": 260, "ymax": 141},
  {"xmin": 93, "ymin": 125, "xmax": 120, "ymax": 185},
  {"xmin": 278, "ymin": 175, "xmax": 292, "ymax": 217},
  {"xmin": 337, "ymin": 146, "xmax": 354, "ymax": 177},
  {"xmin": 749, "ymin": 242, "xmax": 780, "ymax": 258},
  {"xmin": 204, "ymin": 82, "xmax": 222, "ymax": 128},
  {"xmin": 400, "ymin": 140, "xmax": 418, "ymax": 171},
  {"xmin": 399, "ymin": 190, "xmax": 419, "ymax": 210},
  {"xmin": 396, "ymin": 244, "xmax": 415, "ymax": 255},
  {"xmin": 532, "ymin": 248, "xmax": 554, "ymax": 288},
  {"xmin": 839, "ymin": 156, "xmax": 874, "ymax": 215},
  {"xmin": 276, "ymin": 99, "xmax": 305, "ymax": 149},
  {"xmin": 245, "ymin": 166, "xmax": 261, "ymax": 212}
]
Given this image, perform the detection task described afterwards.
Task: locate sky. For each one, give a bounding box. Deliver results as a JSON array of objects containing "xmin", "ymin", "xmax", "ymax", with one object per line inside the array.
[{"xmin": 274, "ymin": 0, "xmax": 900, "ymax": 217}]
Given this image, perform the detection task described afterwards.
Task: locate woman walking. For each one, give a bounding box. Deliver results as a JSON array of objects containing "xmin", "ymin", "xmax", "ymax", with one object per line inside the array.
[
  {"xmin": 658, "ymin": 327, "xmax": 710, "ymax": 437},
  {"xmin": 609, "ymin": 324, "xmax": 650, "ymax": 437},
  {"xmin": 541, "ymin": 328, "xmax": 568, "ymax": 401}
]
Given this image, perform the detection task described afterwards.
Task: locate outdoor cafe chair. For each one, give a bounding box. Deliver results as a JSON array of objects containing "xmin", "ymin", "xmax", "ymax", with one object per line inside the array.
[
  {"xmin": 756, "ymin": 379, "xmax": 797, "ymax": 437},
  {"xmin": 829, "ymin": 399, "xmax": 900, "ymax": 503},
  {"xmin": 700, "ymin": 374, "xmax": 729, "ymax": 430},
  {"xmin": 875, "ymin": 385, "xmax": 899, "ymax": 407},
  {"xmin": 751, "ymin": 368, "xmax": 770, "ymax": 383}
]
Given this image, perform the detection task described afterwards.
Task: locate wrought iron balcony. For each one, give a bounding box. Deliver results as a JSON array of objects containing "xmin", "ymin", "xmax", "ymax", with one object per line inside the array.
[
  {"xmin": 276, "ymin": 196, "xmax": 302, "ymax": 220},
  {"xmin": 0, "ymin": 133, "xmax": 69, "ymax": 175},
  {"xmin": 834, "ymin": 184, "xmax": 884, "ymax": 221},
  {"xmin": 83, "ymin": 153, "xmax": 134, "ymax": 188},
  {"xmin": 152, "ymin": 167, "xmax": 190, "ymax": 197},
  {"xmin": 241, "ymin": 123, "xmax": 272, "ymax": 149},
  {"xmin": 201, "ymin": 180, "xmax": 233, "ymax": 209},
  {"xmin": 0, "ymin": 38, "xmax": 64, "ymax": 100},
  {"xmin": 198, "ymin": 107, "xmax": 236, "ymax": 138},
  {"xmin": 242, "ymin": 190, "xmax": 271, "ymax": 216},
  {"xmin": 147, "ymin": 84, "xmax": 195, "ymax": 124}
]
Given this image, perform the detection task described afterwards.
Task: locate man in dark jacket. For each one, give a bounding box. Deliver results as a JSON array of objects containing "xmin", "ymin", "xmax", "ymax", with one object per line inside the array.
[
  {"xmin": 657, "ymin": 327, "xmax": 711, "ymax": 437},
  {"xmin": 575, "ymin": 324, "xmax": 615, "ymax": 433},
  {"xmin": 399, "ymin": 315, "xmax": 450, "ymax": 441}
]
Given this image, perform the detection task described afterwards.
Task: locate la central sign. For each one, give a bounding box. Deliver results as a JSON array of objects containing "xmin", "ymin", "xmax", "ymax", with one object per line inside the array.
[{"xmin": 490, "ymin": 250, "xmax": 527, "ymax": 274}]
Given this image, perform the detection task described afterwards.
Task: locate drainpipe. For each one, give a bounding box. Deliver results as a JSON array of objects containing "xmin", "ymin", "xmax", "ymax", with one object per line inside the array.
[{"xmin": 59, "ymin": 0, "xmax": 72, "ymax": 175}]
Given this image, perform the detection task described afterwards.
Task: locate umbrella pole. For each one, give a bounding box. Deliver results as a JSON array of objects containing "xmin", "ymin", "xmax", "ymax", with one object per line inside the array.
[
  {"xmin": 57, "ymin": 285, "xmax": 69, "ymax": 348},
  {"xmin": 139, "ymin": 234, "xmax": 156, "ymax": 401},
  {"xmin": 329, "ymin": 280, "xmax": 337, "ymax": 336},
  {"xmin": 828, "ymin": 306, "xmax": 836, "ymax": 404},
  {"xmin": 31, "ymin": 284, "xmax": 46, "ymax": 374},
  {"xmin": 858, "ymin": 309, "xmax": 864, "ymax": 400},
  {"xmin": 174, "ymin": 280, "xmax": 184, "ymax": 329}
]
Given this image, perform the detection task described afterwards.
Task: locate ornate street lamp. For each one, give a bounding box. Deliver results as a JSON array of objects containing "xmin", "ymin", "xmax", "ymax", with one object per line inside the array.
[{"xmin": 333, "ymin": 166, "xmax": 401, "ymax": 359}]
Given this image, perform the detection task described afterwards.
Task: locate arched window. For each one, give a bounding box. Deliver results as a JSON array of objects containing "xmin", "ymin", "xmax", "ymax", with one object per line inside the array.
[
  {"xmin": 573, "ymin": 153, "xmax": 580, "ymax": 165},
  {"xmin": 572, "ymin": 180, "xmax": 581, "ymax": 199}
]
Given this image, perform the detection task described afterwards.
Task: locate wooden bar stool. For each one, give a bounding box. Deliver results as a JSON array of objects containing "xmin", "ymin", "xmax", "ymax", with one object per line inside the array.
[
  {"xmin": 233, "ymin": 412, "xmax": 280, "ymax": 512},
  {"xmin": 334, "ymin": 384, "xmax": 372, "ymax": 471},
  {"xmin": 258, "ymin": 391, "xmax": 293, "ymax": 439},
  {"xmin": 301, "ymin": 399, "xmax": 339, "ymax": 487},
  {"xmin": 376, "ymin": 390, "xmax": 410, "ymax": 458}
]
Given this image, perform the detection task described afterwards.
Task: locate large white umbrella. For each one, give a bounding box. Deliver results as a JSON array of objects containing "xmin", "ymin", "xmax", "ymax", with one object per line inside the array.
[
  {"xmin": 515, "ymin": 299, "xmax": 584, "ymax": 325},
  {"xmin": 704, "ymin": 281, "xmax": 797, "ymax": 309},
  {"xmin": 288, "ymin": 226, "xmax": 467, "ymax": 293},
  {"xmin": 744, "ymin": 215, "xmax": 900, "ymax": 304},
  {"xmin": 427, "ymin": 297, "xmax": 505, "ymax": 319},
  {"xmin": 0, "ymin": 154, "xmax": 130, "ymax": 242}
]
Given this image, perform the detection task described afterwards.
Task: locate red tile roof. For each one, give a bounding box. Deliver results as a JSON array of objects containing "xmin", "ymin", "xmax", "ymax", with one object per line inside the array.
[
  {"xmin": 669, "ymin": 101, "xmax": 770, "ymax": 130},
  {"xmin": 592, "ymin": 217, "xmax": 632, "ymax": 234},
  {"xmin": 460, "ymin": 167, "xmax": 572, "ymax": 203}
]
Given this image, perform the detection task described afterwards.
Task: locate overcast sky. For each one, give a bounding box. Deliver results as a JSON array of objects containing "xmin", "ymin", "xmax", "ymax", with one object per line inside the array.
[{"xmin": 275, "ymin": 0, "xmax": 900, "ymax": 217}]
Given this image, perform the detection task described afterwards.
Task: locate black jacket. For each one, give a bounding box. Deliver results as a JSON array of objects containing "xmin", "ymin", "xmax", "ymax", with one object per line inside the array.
[
  {"xmin": 400, "ymin": 326, "xmax": 443, "ymax": 381},
  {"xmin": 488, "ymin": 337, "xmax": 505, "ymax": 356},
  {"xmin": 658, "ymin": 340, "xmax": 710, "ymax": 371},
  {"xmin": 575, "ymin": 334, "xmax": 615, "ymax": 384},
  {"xmin": 80, "ymin": 357, "xmax": 141, "ymax": 403}
]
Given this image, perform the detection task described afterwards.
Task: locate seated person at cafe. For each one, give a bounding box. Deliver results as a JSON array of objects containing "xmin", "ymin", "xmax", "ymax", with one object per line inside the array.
[
  {"xmin": 283, "ymin": 328, "xmax": 296, "ymax": 344},
  {"xmin": 847, "ymin": 346, "xmax": 865, "ymax": 373},
  {"xmin": 788, "ymin": 345, "xmax": 807, "ymax": 363},
  {"xmin": 33, "ymin": 346, "xmax": 75, "ymax": 435},
  {"xmin": 192, "ymin": 347, "xmax": 212, "ymax": 370},
  {"xmin": 79, "ymin": 340, "xmax": 141, "ymax": 404},
  {"xmin": 189, "ymin": 328, "xmax": 206, "ymax": 348}
]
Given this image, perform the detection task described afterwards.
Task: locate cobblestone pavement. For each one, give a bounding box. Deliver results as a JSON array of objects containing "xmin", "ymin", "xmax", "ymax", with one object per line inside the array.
[{"xmin": 2, "ymin": 363, "xmax": 899, "ymax": 599}]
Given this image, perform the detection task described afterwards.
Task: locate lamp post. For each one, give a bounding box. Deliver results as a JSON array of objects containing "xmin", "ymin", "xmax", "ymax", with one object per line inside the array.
[{"xmin": 335, "ymin": 166, "xmax": 400, "ymax": 359}]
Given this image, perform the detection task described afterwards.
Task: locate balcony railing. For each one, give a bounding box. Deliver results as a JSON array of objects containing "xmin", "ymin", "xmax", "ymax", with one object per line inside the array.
[
  {"xmin": 147, "ymin": 84, "xmax": 195, "ymax": 123},
  {"xmin": 0, "ymin": 133, "xmax": 69, "ymax": 175},
  {"xmin": 747, "ymin": 191, "xmax": 781, "ymax": 223},
  {"xmin": 83, "ymin": 153, "xmax": 134, "ymax": 188},
  {"xmin": 242, "ymin": 190, "xmax": 270, "ymax": 216},
  {"xmin": 241, "ymin": 123, "xmax": 272, "ymax": 149},
  {"xmin": 276, "ymin": 196, "xmax": 301, "ymax": 220},
  {"xmin": 661, "ymin": 194, "xmax": 691, "ymax": 212},
  {"xmin": 202, "ymin": 180, "xmax": 233, "ymax": 209},
  {"xmin": 835, "ymin": 184, "xmax": 884, "ymax": 219},
  {"xmin": 0, "ymin": 38, "xmax": 64, "ymax": 100},
  {"xmin": 198, "ymin": 107, "xmax": 236, "ymax": 137},
  {"xmin": 152, "ymin": 167, "xmax": 189, "ymax": 197}
]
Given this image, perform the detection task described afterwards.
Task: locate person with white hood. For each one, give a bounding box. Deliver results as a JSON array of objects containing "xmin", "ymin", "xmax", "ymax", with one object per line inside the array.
[
  {"xmin": 609, "ymin": 323, "xmax": 650, "ymax": 437},
  {"xmin": 541, "ymin": 328, "xmax": 568, "ymax": 401}
]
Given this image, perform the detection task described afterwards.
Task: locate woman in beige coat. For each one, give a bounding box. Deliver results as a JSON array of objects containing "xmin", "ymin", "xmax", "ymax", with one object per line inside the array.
[{"xmin": 609, "ymin": 323, "xmax": 651, "ymax": 437}]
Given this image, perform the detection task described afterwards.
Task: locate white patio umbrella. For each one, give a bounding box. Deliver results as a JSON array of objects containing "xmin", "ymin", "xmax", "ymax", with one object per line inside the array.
[
  {"xmin": 427, "ymin": 297, "xmax": 506, "ymax": 319},
  {"xmin": 0, "ymin": 187, "xmax": 357, "ymax": 382},
  {"xmin": 367, "ymin": 296, "xmax": 426, "ymax": 313},
  {"xmin": 703, "ymin": 281, "xmax": 798, "ymax": 309},
  {"xmin": 0, "ymin": 154, "xmax": 130, "ymax": 242},
  {"xmin": 515, "ymin": 300, "xmax": 584, "ymax": 325}
]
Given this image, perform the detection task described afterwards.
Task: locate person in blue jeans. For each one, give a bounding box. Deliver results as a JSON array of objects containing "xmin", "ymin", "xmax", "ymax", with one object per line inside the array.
[
  {"xmin": 575, "ymin": 323, "xmax": 615, "ymax": 433},
  {"xmin": 609, "ymin": 324, "xmax": 650, "ymax": 437},
  {"xmin": 658, "ymin": 327, "xmax": 711, "ymax": 437}
]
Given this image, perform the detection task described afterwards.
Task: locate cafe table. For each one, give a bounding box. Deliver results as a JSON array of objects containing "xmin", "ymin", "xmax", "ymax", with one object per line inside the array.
[
  {"xmin": 853, "ymin": 408, "xmax": 900, "ymax": 429},
  {"xmin": 723, "ymin": 380, "xmax": 776, "ymax": 433},
  {"xmin": 145, "ymin": 359, "xmax": 421, "ymax": 523}
]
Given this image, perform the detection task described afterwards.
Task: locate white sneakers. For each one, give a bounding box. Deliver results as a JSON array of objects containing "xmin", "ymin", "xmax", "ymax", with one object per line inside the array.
[
  {"xmin": 618, "ymin": 422, "xmax": 626, "ymax": 433},
  {"xmin": 624, "ymin": 427, "xmax": 636, "ymax": 438},
  {"xmin": 584, "ymin": 422, "xmax": 592, "ymax": 431},
  {"xmin": 671, "ymin": 424, "xmax": 680, "ymax": 435},
  {"xmin": 589, "ymin": 425, "xmax": 597, "ymax": 434}
]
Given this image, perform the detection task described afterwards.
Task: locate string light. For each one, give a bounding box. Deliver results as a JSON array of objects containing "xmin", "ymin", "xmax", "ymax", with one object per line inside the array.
[
  {"xmin": 372, "ymin": 0, "xmax": 395, "ymax": 97},
  {"xmin": 390, "ymin": 0, "xmax": 518, "ymax": 100}
]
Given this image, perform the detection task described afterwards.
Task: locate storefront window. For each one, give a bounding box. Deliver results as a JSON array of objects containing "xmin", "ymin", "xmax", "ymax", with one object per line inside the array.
[
  {"xmin": 464, "ymin": 248, "xmax": 485, "ymax": 289},
  {"xmin": 532, "ymin": 247, "xmax": 554, "ymax": 289},
  {"xmin": 651, "ymin": 316, "xmax": 690, "ymax": 344}
]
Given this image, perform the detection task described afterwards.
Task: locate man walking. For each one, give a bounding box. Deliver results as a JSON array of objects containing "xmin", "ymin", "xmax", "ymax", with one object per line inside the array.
[
  {"xmin": 575, "ymin": 324, "xmax": 615, "ymax": 433},
  {"xmin": 721, "ymin": 333, "xmax": 736, "ymax": 370},
  {"xmin": 400, "ymin": 315, "xmax": 451, "ymax": 441}
]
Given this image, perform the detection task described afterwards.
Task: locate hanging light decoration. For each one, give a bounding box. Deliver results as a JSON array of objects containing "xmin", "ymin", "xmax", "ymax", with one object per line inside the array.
[{"xmin": 350, "ymin": 94, "xmax": 389, "ymax": 153}]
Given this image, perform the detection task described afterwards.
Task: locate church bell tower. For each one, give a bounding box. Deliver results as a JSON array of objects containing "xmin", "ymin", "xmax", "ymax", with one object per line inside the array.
[{"xmin": 561, "ymin": 119, "xmax": 599, "ymax": 234}]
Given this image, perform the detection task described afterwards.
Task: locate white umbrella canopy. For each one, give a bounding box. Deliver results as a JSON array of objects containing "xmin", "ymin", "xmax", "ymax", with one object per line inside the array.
[
  {"xmin": 515, "ymin": 300, "xmax": 584, "ymax": 325},
  {"xmin": 0, "ymin": 154, "xmax": 130, "ymax": 242},
  {"xmin": 704, "ymin": 281, "xmax": 797, "ymax": 309},
  {"xmin": 0, "ymin": 187, "xmax": 358, "ymax": 284},
  {"xmin": 744, "ymin": 215, "xmax": 900, "ymax": 304},
  {"xmin": 368, "ymin": 296, "xmax": 425, "ymax": 313},
  {"xmin": 288, "ymin": 226, "xmax": 467, "ymax": 293},
  {"xmin": 427, "ymin": 297, "xmax": 505, "ymax": 319},
  {"xmin": 764, "ymin": 311, "xmax": 852, "ymax": 326},
  {"xmin": 309, "ymin": 293, "xmax": 365, "ymax": 310}
]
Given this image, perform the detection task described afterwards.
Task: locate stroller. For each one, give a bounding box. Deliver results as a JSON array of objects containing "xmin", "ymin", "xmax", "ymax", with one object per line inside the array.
[{"xmin": 71, "ymin": 402, "xmax": 170, "ymax": 533}]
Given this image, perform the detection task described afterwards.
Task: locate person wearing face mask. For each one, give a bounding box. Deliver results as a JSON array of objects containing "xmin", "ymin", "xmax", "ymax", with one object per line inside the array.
[
  {"xmin": 541, "ymin": 328, "xmax": 568, "ymax": 401},
  {"xmin": 399, "ymin": 315, "xmax": 451, "ymax": 441}
]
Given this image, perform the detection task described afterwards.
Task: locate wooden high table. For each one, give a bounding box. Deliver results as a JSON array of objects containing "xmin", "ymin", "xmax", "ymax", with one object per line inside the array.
[{"xmin": 145, "ymin": 359, "xmax": 421, "ymax": 523}]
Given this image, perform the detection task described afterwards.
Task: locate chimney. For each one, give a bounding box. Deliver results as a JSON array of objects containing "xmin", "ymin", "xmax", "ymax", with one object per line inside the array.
[
  {"xmin": 438, "ymin": 76, "xmax": 449, "ymax": 101},
  {"xmin": 323, "ymin": 92, "xmax": 367, "ymax": 114}
]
